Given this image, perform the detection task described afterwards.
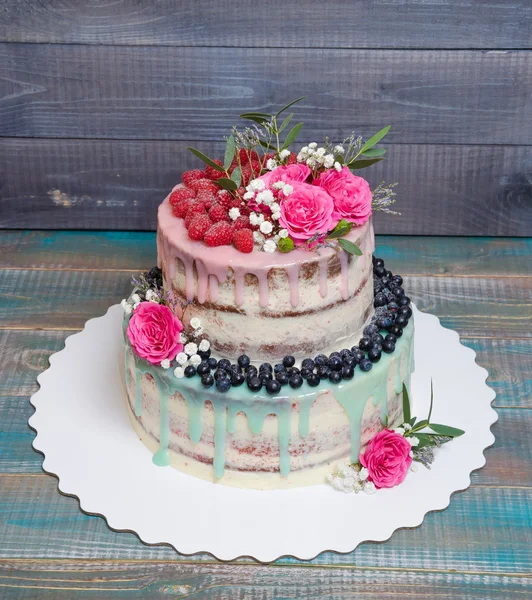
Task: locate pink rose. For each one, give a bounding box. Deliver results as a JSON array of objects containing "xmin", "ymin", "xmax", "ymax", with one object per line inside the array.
[
  {"xmin": 259, "ymin": 163, "xmax": 311, "ymax": 187},
  {"xmin": 279, "ymin": 182, "xmax": 335, "ymax": 243},
  {"xmin": 127, "ymin": 302, "xmax": 183, "ymax": 365},
  {"xmin": 314, "ymin": 167, "xmax": 372, "ymax": 225},
  {"xmin": 360, "ymin": 429, "xmax": 412, "ymax": 489}
]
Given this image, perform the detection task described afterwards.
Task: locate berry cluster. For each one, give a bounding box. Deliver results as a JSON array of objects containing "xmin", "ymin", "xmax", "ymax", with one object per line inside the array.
[{"xmin": 171, "ymin": 256, "xmax": 412, "ymax": 395}]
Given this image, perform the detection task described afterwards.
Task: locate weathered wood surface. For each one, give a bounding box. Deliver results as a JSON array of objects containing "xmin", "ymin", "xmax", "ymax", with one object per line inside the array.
[
  {"xmin": 1, "ymin": 138, "xmax": 530, "ymax": 235},
  {"xmin": 0, "ymin": 231, "xmax": 530, "ymax": 596},
  {"xmin": 1, "ymin": 0, "xmax": 531, "ymax": 49},
  {"xmin": 1, "ymin": 44, "xmax": 531, "ymax": 145}
]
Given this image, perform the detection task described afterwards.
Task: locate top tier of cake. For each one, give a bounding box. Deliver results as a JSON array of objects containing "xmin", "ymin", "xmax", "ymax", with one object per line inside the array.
[{"xmin": 157, "ymin": 189, "xmax": 375, "ymax": 363}]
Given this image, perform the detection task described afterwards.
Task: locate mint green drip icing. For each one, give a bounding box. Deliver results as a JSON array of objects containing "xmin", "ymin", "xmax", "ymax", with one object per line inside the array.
[{"xmin": 122, "ymin": 312, "xmax": 415, "ymax": 479}]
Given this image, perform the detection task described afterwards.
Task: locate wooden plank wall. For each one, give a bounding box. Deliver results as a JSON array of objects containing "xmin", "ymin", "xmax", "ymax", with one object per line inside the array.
[{"xmin": 0, "ymin": 0, "xmax": 531, "ymax": 234}]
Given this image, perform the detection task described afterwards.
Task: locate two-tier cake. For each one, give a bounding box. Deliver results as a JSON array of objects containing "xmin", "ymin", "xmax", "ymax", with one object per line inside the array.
[{"xmin": 121, "ymin": 100, "xmax": 414, "ymax": 489}]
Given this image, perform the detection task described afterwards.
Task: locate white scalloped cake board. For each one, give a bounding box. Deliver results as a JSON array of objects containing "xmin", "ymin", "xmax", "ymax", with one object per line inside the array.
[{"xmin": 29, "ymin": 304, "xmax": 497, "ymax": 562}]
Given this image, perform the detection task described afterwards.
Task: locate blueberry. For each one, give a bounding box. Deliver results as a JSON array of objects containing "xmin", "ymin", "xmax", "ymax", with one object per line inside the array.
[
  {"xmin": 392, "ymin": 275, "xmax": 403, "ymax": 286},
  {"xmin": 245, "ymin": 365, "xmax": 258, "ymax": 377},
  {"xmin": 247, "ymin": 376, "xmax": 262, "ymax": 392},
  {"xmin": 380, "ymin": 276, "xmax": 390, "ymax": 287},
  {"xmin": 383, "ymin": 289, "xmax": 397, "ymax": 303},
  {"xmin": 374, "ymin": 265, "xmax": 386, "ymax": 277},
  {"xmin": 197, "ymin": 362, "xmax": 211, "ymax": 376},
  {"xmin": 274, "ymin": 363, "xmax": 285, "ymax": 373},
  {"xmin": 283, "ymin": 355, "xmax": 296, "ymax": 368},
  {"xmin": 329, "ymin": 370, "xmax": 342, "ymax": 383},
  {"xmin": 301, "ymin": 368, "xmax": 313, "ymax": 380},
  {"xmin": 260, "ymin": 362, "xmax": 273, "ymax": 373},
  {"xmin": 216, "ymin": 377, "xmax": 231, "ymax": 392},
  {"xmin": 351, "ymin": 349, "xmax": 365, "ymax": 363},
  {"xmin": 214, "ymin": 368, "xmax": 228, "ymax": 381},
  {"xmin": 260, "ymin": 373, "xmax": 273, "ymax": 385},
  {"xmin": 201, "ymin": 374, "xmax": 214, "ymax": 387},
  {"xmin": 374, "ymin": 257, "xmax": 385, "ymax": 268},
  {"xmin": 327, "ymin": 356, "xmax": 342, "ymax": 371},
  {"xmin": 307, "ymin": 373, "xmax": 320, "ymax": 387},
  {"xmin": 385, "ymin": 333, "xmax": 397, "ymax": 344},
  {"xmin": 198, "ymin": 348, "xmax": 211, "ymax": 360},
  {"xmin": 359, "ymin": 358, "xmax": 373, "ymax": 372},
  {"xmin": 238, "ymin": 354, "xmax": 250, "ymax": 368},
  {"xmin": 266, "ymin": 379, "xmax": 281, "ymax": 395},
  {"xmin": 343, "ymin": 355, "xmax": 357, "ymax": 367},
  {"xmin": 394, "ymin": 287, "xmax": 405, "ymax": 298},
  {"xmin": 386, "ymin": 270, "xmax": 393, "ymax": 279},
  {"xmin": 342, "ymin": 364, "xmax": 355, "ymax": 380},
  {"xmin": 329, "ymin": 351, "xmax": 342, "ymax": 360},
  {"xmin": 359, "ymin": 337, "xmax": 371, "ymax": 351},
  {"xmin": 395, "ymin": 314, "xmax": 408, "ymax": 328},
  {"xmin": 317, "ymin": 365, "xmax": 331, "ymax": 380},
  {"xmin": 373, "ymin": 278, "xmax": 384, "ymax": 293},
  {"xmin": 288, "ymin": 366, "xmax": 300, "ymax": 376},
  {"xmin": 314, "ymin": 354, "xmax": 328, "ymax": 367},
  {"xmin": 184, "ymin": 365, "xmax": 196, "ymax": 378},
  {"xmin": 207, "ymin": 357, "xmax": 218, "ymax": 370},
  {"xmin": 374, "ymin": 292, "xmax": 387, "ymax": 307},
  {"xmin": 229, "ymin": 363, "xmax": 242, "ymax": 374},
  {"xmin": 302, "ymin": 358, "xmax": 315, "ymax": 371},
  {"xmin": 275, "ymin": 370, "xmax": 289, "ymax": 385},
  {"xmin": 371, "ymin": 333, "xmax": 384, "ymax": 345},
  {"xmin": 340, "ymin": 349, "xmax": 352, "ymax": 360},
  {"xmin": 218, "ymin": 359, "xmax": 231, "ymax": 371},
  {"xmin": 399, "ymin": 306, "xmax": 413, "ymax": 319},
  {"xmin": 382, "ymin": 339, "xmax": 396, "ymax": 353},
  {"xmin": 289, "ymin": 374, "xmax": 304, "ymax": 389},
  {"xmin": 376, "ymin": 315, "xmax": 393, "ymax": 328},
  {"xmin": 230, "ymin": 371, "xmax": 245, "ymax": 386},
  {"xmin": 399, "ymin": 296, "xmax": 411, "ymax": 306},
  {"xmin": 388, "ymin": 301, "xmax": 399, "ymax": 313},
  {"xmin": 388, "ymin": 324, "xmax": 403, "ymax": 338},
  {"xmin": 364, "ymin": 324, "xmax": 379, "ymax": 337}
]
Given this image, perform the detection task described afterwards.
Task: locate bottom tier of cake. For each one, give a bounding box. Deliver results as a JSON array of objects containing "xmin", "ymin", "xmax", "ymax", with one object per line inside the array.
[{"xmin": 123, "ymin": 317, "xmax": 414, "ymax": 490}]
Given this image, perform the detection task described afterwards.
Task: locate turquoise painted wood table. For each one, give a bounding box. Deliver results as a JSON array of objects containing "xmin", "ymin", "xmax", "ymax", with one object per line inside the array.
[{"xmin": 0, "ymin": 231, "xmax": 531, "ymax": 598}]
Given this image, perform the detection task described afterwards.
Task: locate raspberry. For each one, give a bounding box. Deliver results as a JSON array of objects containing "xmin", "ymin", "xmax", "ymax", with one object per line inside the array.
[
  {"xmin": 208, "ymin": 203, "xmax": 231, "ymax": 223},
  {"xmin": 188, "ymin": 214, "xmax": 213, "ymax": 241},
  {"xmin": 233, "ymin": 215, "xmax": 251, "ymax": 230},
  {"xmin": 185, "ymin": 201, "xmax": 207, "ymax": 228},
  {"xmin": 216, "ymin": 189, "xmax": 233, "ymax": 209},
  {"xmin": 239, "ymin": 205, "xmax": 251, "ymax": 217},
  {"xmin": 239, "ymin": 149, "xmax": 259, "ymax": 165},
  {"xmin": 172, "ymin": 197, "xmax": 193, "ymax": 219},
  {"xmin": 188, "ymin": 179, "xmax": 219, "ymax": 194},
  {"xmin": 287, "ymin": 152, "xmax": 297, "ymax": 165},
  {"xmin": 204, "ymin": 222, "xmax": 234, "ymax": 247},
  {"xmin": 169, "ymin": 187, "xmax": 194, "ymax": 206},
  {"xmin": 240, "ymin": 164, "xmax": 252, "ymax": 186},
  {"xmin": 233, "ymin": 228, "xmax": 254, "ymax": 253},
  {"xmin": 182, "ymin": 169, "xmax": 205, "ymax": 187},
  {"xmin": 195, "ymin": 190, "xmax": 216, "ymax": 210},
  {"xmin": 205, "ymin": 159, "xmax": 225, "ymax": 181},
  {"xmin": 229, "ymin": 198, "xmax": 243, "ymax": 209}
]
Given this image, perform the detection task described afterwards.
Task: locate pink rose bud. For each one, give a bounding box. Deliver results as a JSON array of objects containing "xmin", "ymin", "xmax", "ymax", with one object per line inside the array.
[
  {"xmin": 258, "ymin": 163, "xmax": 311, "ymax": 187},
  {"xmin": 359, "ymin": 428, "xmax": 413, "ymax": 488}
]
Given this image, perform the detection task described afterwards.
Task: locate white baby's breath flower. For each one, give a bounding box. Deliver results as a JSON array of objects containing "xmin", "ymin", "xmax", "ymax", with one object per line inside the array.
[
  {"xmin": 120, "ymin": 298, "xmax": 128, "ymax": 310},
  {"xmin": 273, "ymin": 234, "xmax": 280, "ymax": 243},
  {"xmin": 160, "ymin": 359, "xmax": 171, "ymax": 369},
  {"xmin": 343, "ymin": 476, "xmax": 356, "ymax": 489},
  {"xmin": 408, "ymin": 436, "xmax": 420, "ymax": 447},
  {"xmin": 270, "ymin": 201, "xmax": 280, "ymax": 213},
  {"xmin": 179, "ymin": 332, "xmax": 188, "ymax": 344},
  {"xmin": 359, "ymin": 467, "xmax": 369, "ymax": 481},
  {"xmin": 176, "ymin": 352, "xmax": 188, "ymax": 366},
  {"xmin": 323, "ymin": 154, "xmax": 335, "ymax": 168},
  {"xmin": 334, "ymin": 161, "xmax": 342, "ymax": 172},
  {"xmin": 308, "ymin": 142, "xmax": 317, "ymax": 149},
  {"xmin": 334, "ymin": 145, "xmax": 345, "ymax": 154},
  {"xmin": 263, "ymin": 239, "xmax": 277, "ymax": 253},
  {"xmin": 257, "ymin": 189, "xmax": 274, "ymax": 205},
  {"xmin": 279, "ymin": 149, "xmax": 290, "ymax": 160},
  {"xmin": 253, "ymin": 231, "xmax": 265, "ymax": 244},
  {"xmin": 260, "ymin": 221, "xmax": 273, "ymax": 235},
  {"xmin": 403, "ymin": 423, "xmax": 412, "ymax": 432},
  {"xmin": 124, "ymin": 304, "xmax": 133, "ymax": 315},
  {"xmin": 192, "ymin": 326, "xmax": 203, "ymax": 337},
  {"xmin": 228, "ymin": 207, "xmax": 240, "ymax": 220},
  {"xmin": 330, "ymin": 476, "xmax": 344, "ymax": 491},
  {"xmin": 257, "ymin": 213, "xmax": 265, "ymax": 224},
  {"xmin": 411, "ymin": 462, "xmax": 419, "ymax": 473},
  {"xmin": 198, "ymin": 339, "xmax": 210, "ymax": 352},
  {"xmin": 272, "ymin": 181, "xmax": 285, "ymax": 190},
  {"xmin": 306, "ymin": 157, "xmax": 317, "ymax": 168},
  {"xmin": 266, "ymin": 158, "xmax": 278, "ymax": 171},
  {"xmin": 278, "ymin": 228, "xmax": 289, "ymax": 238},
  {"xmin": 363, "ymin": 481, "xmax": 377, "ymax": 495},
  {"xmin": 184, "ymin": 342, "xmax": 198, "ymax": 356},
  {"xmin": 189, "ymin": 354, "xmax": 202, "ymax": 366},
  {"xmin": 394, "ymin": 427, "xmax": 405, "ymax": 436},
  {"xmin": 190, "ymin": 317, "xmax": 201, "ymax": 330},
  {"xmin": 133, "ymin": 302, "xmax": 141, "ymax": 310},
  {"xmin": 131, "ymin": 293, "xmax": 141, "ymax": 304},
  {"xmin": 316, "ymin": 147, "xmax": 326, "ymax": 157},
  {"xmin": 249, "ymin": 212, "xmax": 259, "ymax": 226},
  {"xmin": 173, "ymin": 367, "xmax": 185, "ymax": 379},
  {"xmin": 282, "ymin": 183, "xmax": 293, "ymax": 196},
  {"xmin": 243, "ymin": 190, "xmax": 255, "ymax": 200},
  {"xmin": 271, "ymin": 212, "xmax": 281, "ymax": 221},
  {"xmin": 249, "ymin": 178, "xmax": 265, "ymax": 192},
  {"xmin": 145, "ymin": 289, "xmax": 155, "ymax": 302}
]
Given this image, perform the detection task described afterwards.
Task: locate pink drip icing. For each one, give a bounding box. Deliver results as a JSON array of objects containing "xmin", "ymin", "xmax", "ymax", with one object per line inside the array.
[
  {"xmin": 195, "ymin": 259, "xmax": 209, "ymax": 304},
  {"xmin": 232, "ymin": 267, "xmax": 246, "ymax": 306},
  {"xmin": 256, "ymin": 271, "xmax": 269, "ymax": 308},
  {"xmin": 209, "ymin": 275, "xmax": 219, "ymax": 302},
  {"xmin": 339, "ymin": 250, "xmax": 349, "ymax": 299},
  {"xmin": 285, "ymin": 263, "xmax": 300, "ymax": 307},
  {"xmin": 319, "ymin": 258, "xmax": 328, "ymax": 298}
]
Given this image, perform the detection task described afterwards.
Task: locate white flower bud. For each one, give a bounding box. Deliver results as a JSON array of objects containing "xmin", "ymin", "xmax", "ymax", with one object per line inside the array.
[
  {"xmin": 282, "ymin": 183, "xmax": 293, "ymax": 196},
  {"xmin": 263, "ymin": 239, "xmax": 277, "ymax": 253},
  {"xmin": 160, "ymin": 359, "xmax": 171, "ymax": 369},
  {"xmin": 249, "ymin": 212, "xmax": 259, "ymax": 226},
  {"xmin": 179, "ymin": 333, "xmax": 188, "ymax": 344},
  {"xmin": 266, "ymin": 158, "xmax": 277, "ymax": 171},
  {"xmin": 184, "ymin": 342, "xmax": 198, "ymax": 356},
  {"xmin": 363, "ymin": 481, "xmax": 377, "ymax": 495},
  {"xmin": 228, "ymin": 207, "xmax": 240, "ymax": 220},
  {"xmin": 323, "ymin": 154, "xmax": 334, "ymax": 168},
  {"xmin": 173, "ymin": 367, "xmax": 185, "ymax": 378},
  {"xmin": 243, "ymin": 191, "xmax": 255, "ymax": 200},
  {"xmin": 250, "ymin": 178, "xmax": 265, "ymax": 191},
  {"xmin": 334, "ymin": 145, "xmax": 345, "ymax": 154},
  {"xmin": 189, "ymin": 354, "xmax": 202, "ymax": 366},
  {"xmin": 176, "ymin": 352, "xmax": 188, "ymax": 366},
  {"xmin": 131, "ymin": 294, "xmax": 141, "ymax": 304},
  {"xmin": 256, "ymin": 189, "xmax": 274, "ymax": 205},
  {"xmin": 279, "ymin": 228, "xmax": 289, "ymax": 239},
  {"xmin": 308, "ymin": 142, "xmax": 317, "ymax": 149},
  {"xmin": 359, "ymin": 467, "xmax": 369, "ymax": 481},
  {"xmin": 334, "ymin": 161, "xmax": 342, "ymax": 172},
  {"xmin": 190, "ymin": 317, "xmax": 201, "ymax": 330},
  {"xmin": 272, "ymin": 181, "xmax": 285, "ymax": 190},
  {"xmin": 198, "ymin": 339, "xmax": 210, "ymax": 352},
  {"xmin": 253, "ymin": 231, "xmax": 265, "ymax": 244},
  {"xmin": 260, "ymin": 221, "xmax": 273, "ymax": 234},
  {"xmin": 279, "ymin": 149, "xmax": 290, "ymax": 159}
]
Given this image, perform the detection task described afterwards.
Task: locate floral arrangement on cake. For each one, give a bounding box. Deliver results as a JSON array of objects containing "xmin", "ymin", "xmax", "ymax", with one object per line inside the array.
[
  {"xmin": 169, "ymin": 97, "xmax": 398, "ymax": 254},
  {"xmin": 327, "ymin": 383, "xmax": 464, "ymax": 494}
]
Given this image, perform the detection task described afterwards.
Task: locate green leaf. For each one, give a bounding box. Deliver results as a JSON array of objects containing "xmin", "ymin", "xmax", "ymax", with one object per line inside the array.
[
  {"xmin": 349, "ymin": 157, "xmax": 384, "ymax": 170},
  {"xmin": 217, "ymin": 177, "xmax": 238, "ymax": 191},
  {"xmin": 240, "ymin": 113, "xmax": 271, "ymax": 125},
  {"xmin": 230, "ymin": 167, "xmax": 242, "ymax": 187},
  {"xmin": 338, "ymin": 238, "xmax": 363, "ymax": 256},
  {"xmin": 413, "ymin": 419, "xmax": 429, "ymax": 431},
  {"xmin": 402, "ymin": 383, "xmax": 411, "ymax": 423},
  {"xmin": 362, "ymin": 147, "xmax": 387, "ymax": 158},
  {"xmin": 224, "ymin": 135, "xmax": 236, "ymax": 170},
  {"xmin": 360, "ymin": 125, "xmax": 391, "ymax": 154},
  {"xmin": 276, "ymin": 96, "xmax": 305, "ymax": 116},
  {"xmin": 278, "ymin": 113, "xmax": 294, "ymax": 133},
  {"xmin": 335, "ymin": 154, "xmax": 345, "ymax": 165},
  {"xmin": 282, "ymin": 122, "xmax": 303, "ymax": 150},
  {"xmin": 278, "ymin": 237, "xmax": 295, "ymax": 253},
  {"xmin": 187, "ymin": 147, "xmax": 225, "ymax": 171},
  {"xmin": 415, "ymin": 433, "xmax": 438, "ymax": 449},
  {"xmin": 384, "ymin": 414, "xmax": 389, "ymax": 427},
  {"xmin": 428, "ymin": 424, "xmax": 465, "ymax": 438},
  {"xmin": 327, "ymin": 219, "xmax": 352, "ymax": 239},
  {"xmin": 239, "ymin": 111, "xmax": 271, "ymax": 118},
  {"xmin": 259, "ymin": 139, "xmax": 277, "ymax": 151},
  {"xmin": 427, "ymin": 379, "xmax": 434, "ymax": 424}
]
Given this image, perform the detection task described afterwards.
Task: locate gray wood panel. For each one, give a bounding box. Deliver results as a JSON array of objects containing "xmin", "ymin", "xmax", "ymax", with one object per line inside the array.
[
  {"xmin": 1, "ymin": 44, "xmax": 531, "ymax": 144},
  {"xmin": 1, "ymin": 138, "xmax": 530, "ymax": 235},
  {"xmin": 1, "ymin": 0, "xmax": 531, "ymax": 49}
]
